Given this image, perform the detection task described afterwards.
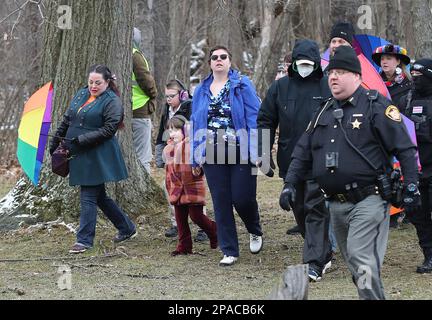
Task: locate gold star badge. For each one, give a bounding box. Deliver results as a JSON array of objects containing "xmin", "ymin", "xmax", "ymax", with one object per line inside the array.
[{"xmin": 351, "ymin": 118, "xmax": 362, "ymax": 129}]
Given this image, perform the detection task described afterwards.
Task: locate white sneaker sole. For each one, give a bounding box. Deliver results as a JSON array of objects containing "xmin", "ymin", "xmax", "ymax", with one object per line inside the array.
[{"xmin": 323, "ymin": 261, "xmax": 332, "ymax": 274}]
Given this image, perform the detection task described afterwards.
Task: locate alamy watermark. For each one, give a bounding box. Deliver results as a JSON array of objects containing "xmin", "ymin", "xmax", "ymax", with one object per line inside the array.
[
  {"xmin": 357, "ymin": 5, "xmax": 373, "ymax": 30},
  {"xmin": 57, "ymin": 265, "xmax": 72, "ymax": 290},
  {"xmin": 57, "ymin": 5, "xmax": 72, "ymax": 30},
  {"xmin": 357, "ymin": 265, "xmax": 372, "ymax": 290}
]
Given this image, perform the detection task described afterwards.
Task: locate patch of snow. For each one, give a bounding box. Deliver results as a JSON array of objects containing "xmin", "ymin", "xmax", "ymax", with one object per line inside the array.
[{"xmin": 0, "ymin": 189, "xmax": 16, "ymax": 212}]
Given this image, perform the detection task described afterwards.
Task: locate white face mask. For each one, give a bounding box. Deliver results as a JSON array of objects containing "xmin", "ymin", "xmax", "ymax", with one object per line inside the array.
[{"xmin": 297, "ymin": 64, "xmax": 314, "ymax": 78}]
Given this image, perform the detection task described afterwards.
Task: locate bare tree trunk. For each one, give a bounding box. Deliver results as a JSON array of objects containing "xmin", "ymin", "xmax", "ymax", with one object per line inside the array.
[
  {"xmin": 403, "ymin": 0, "xmax": 432, "ymax": 58},
  {"xmin": 207, "ymin": 1, "xmax": 245, "ymax": 71},
  {"xmin": 134, "ymin": 0, "xmax": 155, "ymax": 67},
  {"xmin": 152, "ymin": 0, "xmax": 170, "ymax": 114},
  {"xmin": 167, "ymin": 0, "xmax": 193, "ymax": 85},
  {"xmin": 0, "ymin": 0, "xmax": 166, "ymax": 231}
]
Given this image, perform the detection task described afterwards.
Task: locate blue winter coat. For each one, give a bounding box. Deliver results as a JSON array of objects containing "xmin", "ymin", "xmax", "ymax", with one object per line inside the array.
[
  {"xmin": 53, "ymin": 87, "xmax": 128, "ymax": 186},
  {"xmin": 190, "ymin": 69, "xmax": 261, "ymax": 166}
]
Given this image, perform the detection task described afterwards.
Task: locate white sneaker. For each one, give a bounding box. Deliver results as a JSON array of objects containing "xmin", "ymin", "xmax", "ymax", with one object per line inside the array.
[
  {"xmin": 219, "ymin": 255, "xmax": 238, "ymax": 266},
  {"xmin": 249, "ymin": 234, "xmax": 263, "ymax": 254},
  {"xmin": 322, "ymin": 260, "xmax": 332, "ymax": 274}
]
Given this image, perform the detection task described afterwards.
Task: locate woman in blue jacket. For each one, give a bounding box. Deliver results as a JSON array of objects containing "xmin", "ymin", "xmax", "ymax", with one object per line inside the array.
[
  {"xmin": 191, "ymin": 46, "xmax": 263, "ymax": 266},
  {"xmin": 50, "ymin": 64, "xmax": 136, "ymax": 254}
]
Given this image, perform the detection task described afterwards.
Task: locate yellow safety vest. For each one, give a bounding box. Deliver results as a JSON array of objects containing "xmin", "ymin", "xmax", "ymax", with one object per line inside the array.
[{"xmin": 132, "ymin": 48, "xmax": 151, "ymax": 110}]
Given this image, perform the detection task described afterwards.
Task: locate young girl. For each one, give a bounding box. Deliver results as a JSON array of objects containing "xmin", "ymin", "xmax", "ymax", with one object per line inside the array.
[{"xmin": 164, "ymin": 115, "xmax": 217, "ymax": 255}]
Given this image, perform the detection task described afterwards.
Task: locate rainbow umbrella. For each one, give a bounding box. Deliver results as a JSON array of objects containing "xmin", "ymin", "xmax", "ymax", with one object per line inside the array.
[
  {"xmin": 17, "ymin": 82, "xmax": 53, "ymax": 185},
  {"xmin": 321, "ymin": 49, "xmax": 391, "ymax": 100},
  {"xmin": 353, "ymin": 34, "xmax": 390, "ymax": 72}
]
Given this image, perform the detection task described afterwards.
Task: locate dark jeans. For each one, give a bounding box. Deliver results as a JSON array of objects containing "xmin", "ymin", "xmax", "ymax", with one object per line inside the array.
[
  {"xmin": 292, "ymin": 180, "xmax": 333, "ymax": 272},
  {"xmin": 405, "ymin": 182, "xmax": 432, "ymax": 249},
  {"xmin": 203, "ymin": 163, "xmax": 262, "ymax": 257},
  {"xmin": 77, "ymin": 184, "xmax": 136, "ymax": 247}
]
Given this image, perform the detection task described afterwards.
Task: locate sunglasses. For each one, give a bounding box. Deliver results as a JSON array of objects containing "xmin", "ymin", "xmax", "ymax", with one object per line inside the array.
[{"xmin": 210, "ymin": 54, "xmax": 228, "ymax": 61}]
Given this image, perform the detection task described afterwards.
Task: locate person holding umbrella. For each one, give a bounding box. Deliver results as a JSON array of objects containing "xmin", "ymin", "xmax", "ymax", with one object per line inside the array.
[{"xmin": 50, "ymin": 64, "xmax": 137, "ymax": 254}]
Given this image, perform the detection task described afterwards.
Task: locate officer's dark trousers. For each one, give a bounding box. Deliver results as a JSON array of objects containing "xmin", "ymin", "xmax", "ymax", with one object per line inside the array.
[
  {"xmin": 405, "ymin": 180, "xmax": 432, "ymax": 250},
  {"xmin": 292, "ymin": 180, "xmax": 333, "ymax": 272},
  {"xmin": 203, "ymin": 163, "xmax": 262, "ymax": 257}
]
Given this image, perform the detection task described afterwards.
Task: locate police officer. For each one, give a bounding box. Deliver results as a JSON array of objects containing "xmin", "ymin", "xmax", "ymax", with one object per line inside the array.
[
  {"xmin": 281, "ymin": 46, "xmax": 420, "ymax": 299},
  {"xmin": 399, "ymin": 58, "xmax": 432, "ymax": 273},
  {"xmin": 257, "ymin": 39, "xmax": 333, "ymax": 281}
]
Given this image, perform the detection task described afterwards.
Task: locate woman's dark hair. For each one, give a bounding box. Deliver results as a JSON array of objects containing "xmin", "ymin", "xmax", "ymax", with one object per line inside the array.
[
  {"xmin": 208, "ymin": 45, "xmax": 232, "ymax": 63},
  {"xmin": 167, "ymin": 115, "xmax": 187, "ymax": 130},
  {"xmin": 88, "ymin": 64, "xmax": 120, "ymax": 97}
]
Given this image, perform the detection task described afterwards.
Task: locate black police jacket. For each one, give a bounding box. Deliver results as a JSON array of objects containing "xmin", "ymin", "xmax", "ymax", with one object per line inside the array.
[
  {"xmin": 400, "ymin": 92, "xmax": 432, "ymax": 178},
  {"xmin": 285, "ymin": 86, "xmax": 418, "ymax": 195},
  {"xmin": 156, "ymin": 100, "xmax": 191, "ymax": 145},
  {"xmin": 257, "ymin": 75, "xmax": 331, "ymax": 178}
]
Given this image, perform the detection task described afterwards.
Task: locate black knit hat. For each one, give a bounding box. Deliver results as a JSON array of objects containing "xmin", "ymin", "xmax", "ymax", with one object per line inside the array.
[
  {"xmin": 328, "ymin": 46, "xmax": 362, "ymax": 75},
  {"xmin": 330, "ymin": 22, "xmax": 355, "ymax": 45},
  {"xmin": 412, "ymin": 58, "xmax": 432, "ymax": 80}
]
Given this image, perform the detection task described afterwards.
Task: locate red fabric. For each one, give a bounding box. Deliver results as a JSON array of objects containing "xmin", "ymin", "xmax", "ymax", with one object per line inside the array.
[
  {"xmin": 174, "ymin": 205, "xmax": 217, "ymax": 253},
  {"xmin": 164, "ymin": 138, "xmax": 206, "ymax": 205}
]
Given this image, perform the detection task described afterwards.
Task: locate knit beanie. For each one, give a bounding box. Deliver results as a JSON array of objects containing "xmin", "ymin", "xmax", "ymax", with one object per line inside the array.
[
  {"xmin": 330, "ymin": 22, "xmax": 355, "ymax": 45},
  {"xmin": 327, "ymin": 46, "xmax": 361, "ymax": 75}
]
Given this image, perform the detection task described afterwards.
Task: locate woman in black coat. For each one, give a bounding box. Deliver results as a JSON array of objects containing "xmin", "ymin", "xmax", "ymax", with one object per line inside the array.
[
  {"xmin": 372, "ymin": 44, "xmax": 413, "ymax": 107},
  {"xmin": 372, "ymin": 44, "xmax": 413, "ymax": 228},
  {"xmin": 50, "ymin": 65, "xmax": 136, "ymax": 254}
]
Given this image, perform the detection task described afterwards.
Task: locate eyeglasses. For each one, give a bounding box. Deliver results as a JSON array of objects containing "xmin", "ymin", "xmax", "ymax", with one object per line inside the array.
[
  {"xmin": 328, "ymin": 69, "xmax": 350, "ymax": 77},
  {"xmin": 210, "ymin": 54, "xmax": 228, "ymax": 61},
  {"xmin": 165, "ymin": 93, "xmax": 179, "ymax": 100}
]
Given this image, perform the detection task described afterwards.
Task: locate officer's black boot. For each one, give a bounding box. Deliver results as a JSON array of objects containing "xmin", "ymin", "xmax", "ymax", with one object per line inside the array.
[{"xmin": 416, "ymin": 247, "xmax": 432, "ymax": 274}]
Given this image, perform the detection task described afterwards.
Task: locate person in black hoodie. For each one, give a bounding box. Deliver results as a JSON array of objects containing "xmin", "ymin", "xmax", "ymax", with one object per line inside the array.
[
  {"xmin": 257, "ymin": 39, "xmax": 333, "ymax": 281},
  {"xmin": 399, "ymin": 58, "xmax": 432, "ymax": 273}
]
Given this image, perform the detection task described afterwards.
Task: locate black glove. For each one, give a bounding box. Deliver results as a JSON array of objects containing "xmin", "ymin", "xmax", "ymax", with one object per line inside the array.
[
  {"xmin": 279, "ymin": 182, "xmax": 296, "ymax": 211},
  {"xmin": 49, "ymin": 136, "xmax": 61, "ymax": 156},
  {"xmin": 257, "ymin": 155, "xmax": 276, "ymax": 177},
  {"xmin": 402, "ymin": 183, "xmax": 421, "ymax": 214}
]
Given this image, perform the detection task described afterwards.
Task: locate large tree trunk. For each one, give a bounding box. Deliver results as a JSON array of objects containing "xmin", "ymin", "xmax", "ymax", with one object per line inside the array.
[
  {"xmin": 152, "ymin": 0, "xmax": 170, "ymax": 117},
  {"xmin": 402, "ymin": 0, "xmax": 432, "ymax": 59},
  {"xmin": 0, "ymin": 0, "xmax": 166, "ymax": 231}
]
